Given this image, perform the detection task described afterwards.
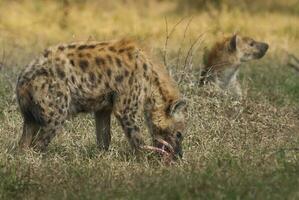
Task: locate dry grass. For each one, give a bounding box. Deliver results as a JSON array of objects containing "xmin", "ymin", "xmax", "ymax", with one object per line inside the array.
[{"xmin": 0, "ymin": 0, "xmax": 299, "ymax": 199}]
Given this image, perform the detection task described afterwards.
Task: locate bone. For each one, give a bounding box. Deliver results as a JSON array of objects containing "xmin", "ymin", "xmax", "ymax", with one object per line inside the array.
[
  {"xmin": 141, "ymin": 145, "xmax": 170, "ymax": 157},
  {"xmin": 155, "ymin": 138, "xmax": 174, "ymax": 153}
]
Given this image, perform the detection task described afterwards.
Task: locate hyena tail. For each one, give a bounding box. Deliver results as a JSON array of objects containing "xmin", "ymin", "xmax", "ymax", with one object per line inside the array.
[{"xmin": 16, "ymin": 83, "xmax": 46, "ymax": 126}]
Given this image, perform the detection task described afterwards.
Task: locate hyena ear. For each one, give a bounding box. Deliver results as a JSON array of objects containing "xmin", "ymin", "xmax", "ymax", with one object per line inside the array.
[
  {"xmin": 168, "ymin": 99, "xmax": 187, "ymax": 116},
  {"xmin": 229, "ymin": 34, "xmax": 238, "ymax": 52}
]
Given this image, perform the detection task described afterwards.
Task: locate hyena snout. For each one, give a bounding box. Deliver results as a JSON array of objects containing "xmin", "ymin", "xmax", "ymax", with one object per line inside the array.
[{"xmin": 255, "ymin": 42, "xmax": 269, "ymax": 59}]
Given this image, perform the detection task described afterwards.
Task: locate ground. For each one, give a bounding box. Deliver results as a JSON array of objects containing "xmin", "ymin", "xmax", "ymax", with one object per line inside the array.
[{"xmin": 0, "ymin": 0, "xmax": 298, "ymax": 199}]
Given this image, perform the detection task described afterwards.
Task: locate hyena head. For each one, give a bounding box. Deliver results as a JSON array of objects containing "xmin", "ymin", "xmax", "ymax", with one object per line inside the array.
[
  {"xmin": 151, "ymin": 99, "xmax": 187, "ymax": 159},
  {"xmin": 228, "ymin": 34, "xmax": 269, "ymax": 62}
]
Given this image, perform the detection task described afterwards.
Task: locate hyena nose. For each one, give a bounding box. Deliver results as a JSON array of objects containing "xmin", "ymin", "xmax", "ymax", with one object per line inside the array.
[{"xmin": 262, "ymin": 43, "xmax": 269, "ymax": 52}]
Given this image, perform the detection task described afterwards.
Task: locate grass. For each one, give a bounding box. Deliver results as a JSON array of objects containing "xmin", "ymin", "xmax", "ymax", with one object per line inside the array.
[{"xmin": 0, "ymin": 0, "xmax": 299, "ymax": 199}]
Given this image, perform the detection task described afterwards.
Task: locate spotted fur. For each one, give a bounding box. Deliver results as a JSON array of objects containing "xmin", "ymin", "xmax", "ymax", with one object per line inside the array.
[{"xmin": 16, "ymin": 39, "xmax": 187, "ymax": 157}]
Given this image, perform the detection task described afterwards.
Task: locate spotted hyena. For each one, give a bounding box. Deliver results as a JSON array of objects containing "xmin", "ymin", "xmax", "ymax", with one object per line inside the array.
[
  {"xmin": 200, "ymin": 34, "xmax": 269, "ymax": 97},
  {"xmin": 16, "ymin": 39, "xmax": 187, "ymax": 159}
]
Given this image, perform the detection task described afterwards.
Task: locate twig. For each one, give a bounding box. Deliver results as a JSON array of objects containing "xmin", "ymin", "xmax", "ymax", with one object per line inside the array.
[
  {"xmin": 183, "ymin": 32, "xmax": 205, "ymax": 70},
  {"xmin": 188, "ymin": 37, "xmax": 204, "ymax": 70},
  {"xmin": 163, "ymin": 16, "xmax": 187, "ymax": 68},
  {"xmin": 176, "ymin": 16, "xmax": 194, "ymax": 69}
]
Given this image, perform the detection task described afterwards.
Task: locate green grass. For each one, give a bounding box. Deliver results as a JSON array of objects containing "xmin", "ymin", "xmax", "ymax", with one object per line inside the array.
[
  {"xmin": 1, "ymin": 150, "xmax": 298, "ymax": 199},
  {"xmin": 240, "ymin": 58, "xmax": 299, "ymax": 106},
  {"xmin": 0, "ymin": 0, "xmax": 299, "ymax": 199}
]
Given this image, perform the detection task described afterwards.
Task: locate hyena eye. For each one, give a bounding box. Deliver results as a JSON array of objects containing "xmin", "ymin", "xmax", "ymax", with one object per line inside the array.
[{"xmin": 249, "ymin": 42, "xmax": 254, "ymax": 47}]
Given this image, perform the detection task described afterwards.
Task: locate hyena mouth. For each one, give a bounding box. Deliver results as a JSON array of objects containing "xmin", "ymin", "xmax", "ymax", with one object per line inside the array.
[
  {"xmin": 141, "ymin": 138, "xmax": 174, "ymax": 161},
  {"xmin": 155, "ymin": 138, "xmax": 175, "ymax": 155},
  {"xmin": 255, "ymin": 51, "xmax": 267, "ymax": 59}
]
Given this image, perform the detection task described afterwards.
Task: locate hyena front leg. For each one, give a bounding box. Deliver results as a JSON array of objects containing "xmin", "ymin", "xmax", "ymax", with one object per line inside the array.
[
  {"xmin": 117, "ymin": 113, "xmax": 144, "ymax": 152},
  {"xmin": 114, "ymin": 98, "xmax": 144, "ymax": 152},
  {"xmin": 94, "ymin": 109, "xmax": 112, "ymax": 151},
  {"xmin": 229, "ymin": 79, "xmax": 242, "ymax": 99}
]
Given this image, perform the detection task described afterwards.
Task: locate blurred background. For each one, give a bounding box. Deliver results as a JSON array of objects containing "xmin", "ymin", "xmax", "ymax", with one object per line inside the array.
[
  {"xmin": 0, "ymin": 1, "xmax": 299, "ymax": 199},
  {"xmin": 0, "ymin": 0, "xmax": 298, "ymax": 51},
  {"xmin": 1, "ymin": 0, "xmax": 299, "ymax": 104}
]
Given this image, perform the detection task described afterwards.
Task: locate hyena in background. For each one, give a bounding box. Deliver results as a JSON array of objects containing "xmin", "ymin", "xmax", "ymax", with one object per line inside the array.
[
  {"xmin": 200, "ymin": 34, "xmax": 269, "ymax": 98},
  {"xmin": 16, "ymin": 39, "xmax": 187, "ymax": 159}
]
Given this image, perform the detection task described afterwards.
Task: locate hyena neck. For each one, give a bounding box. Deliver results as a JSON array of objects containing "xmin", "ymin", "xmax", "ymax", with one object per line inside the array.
[
  {"xmin": 146, "ymin": 65, "xmax": 181, "ymax": 129},
  {"xmin": 207, "ymin": 49, "xmax": 241, "ymax": 82},
  {"xmin": 216, "ymin": 65, "xmax": 240, "ymax": 88},
  {"xmin": 208, "ymin": 53, "xmax": 241, "ymax": 71},
  {"xmin": 152, "ymin": 65, "xmax": 181, "ymax": 105}
]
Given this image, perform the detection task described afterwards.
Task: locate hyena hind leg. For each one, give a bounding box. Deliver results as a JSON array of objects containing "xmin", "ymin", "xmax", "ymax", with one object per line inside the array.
[
  {"xmin": 94, "ymin": 109, "xmax": 112, "ymax": 151},
  {"xmin": 18, "ymin": 120, "xmax": 40, "ymax": 151},
  {"xmin": 31, "ymin": 125, "xmax": 61, "ymax": 152}
]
